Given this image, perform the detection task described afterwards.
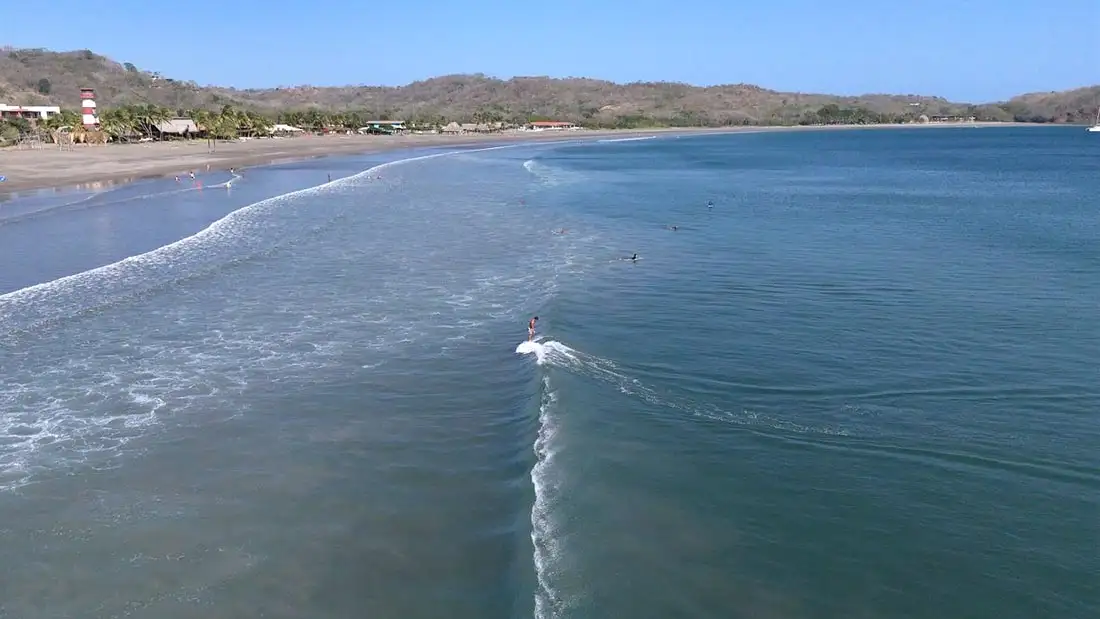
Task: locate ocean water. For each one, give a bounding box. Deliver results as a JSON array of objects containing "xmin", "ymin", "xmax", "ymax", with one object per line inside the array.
[{"xmin": 0, "ymin": 127, "xmax": 1096, "ymax": 619}]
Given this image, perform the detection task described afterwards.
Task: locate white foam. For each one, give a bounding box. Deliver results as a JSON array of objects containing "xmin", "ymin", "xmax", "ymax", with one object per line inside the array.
[
  {"xmin": 0, "ymin": 143, "xmax": 522, "ymax": 337},
  {"xmin": 516, "ymin": 340, "xmax": 543, "ymax": 358},
  {"xmin": 530, "ymin": 374, "xmax": 567, "ymax": 618},
  {"xmin": 532, "ymin": 339, "xmax": 852, "ymax": 439},
  {"xmin": 0, "ymin": 143, "xmax": 539, "ymax": 491},
  {"xmin": 596, "ymin": 135, "xmax": 658, "ymax": 143}
]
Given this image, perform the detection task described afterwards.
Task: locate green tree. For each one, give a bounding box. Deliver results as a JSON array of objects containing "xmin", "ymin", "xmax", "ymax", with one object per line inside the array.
[
  {"xmin": 98, "ymin": 107, "xmax": 136, "ymax": 142},
  {"xmin": 37, "ymin": 78, "xmax": 51, "ymax": 95},
  {"xmin": 128, "ymin": 103, "xmax": 172, "ymax": 139}
]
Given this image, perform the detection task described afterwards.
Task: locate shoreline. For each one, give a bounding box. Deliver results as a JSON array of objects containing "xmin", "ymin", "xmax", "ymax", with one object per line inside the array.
[{"xmin": 0, "ymin": 122, "xmax": 1039, "ymax": 197}]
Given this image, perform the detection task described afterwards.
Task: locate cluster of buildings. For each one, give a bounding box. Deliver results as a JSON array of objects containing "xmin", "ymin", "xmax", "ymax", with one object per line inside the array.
[
  {"xmin": 356, "ymin": 120, "xmax": 580, "ymax": 135},
  {"xmin": 0, "ymin": 88, "xmax": 99, "ymax": 127},
  {"xmin": 3, "ymin": 86, "xmax": 584, "ymax": 137}
]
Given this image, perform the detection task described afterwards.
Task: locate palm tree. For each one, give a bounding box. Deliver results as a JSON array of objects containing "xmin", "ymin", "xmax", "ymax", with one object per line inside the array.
[
  {"xmin": 98, "ymin": 107, "xmax": 134, "ymax": 142},
  {"xmin": 246, "ymin": 111, "xmax": 272, "ymax": 136},
  {"xmin": 39, "ymin": 109, "xmax": 82, "ymax": 142},
  {"xmin": 132, "ymin": 104, "xmax": 172, "ymax": 139},
  {"xmin": 189, "ymin": 109, "xmax": 219, "ymax": 150}
]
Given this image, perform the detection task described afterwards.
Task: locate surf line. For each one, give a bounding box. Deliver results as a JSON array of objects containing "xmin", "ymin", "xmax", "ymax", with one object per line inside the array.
[{"xmin": 0, "ymin": 142, "xmax": 531, "ymax": 332}]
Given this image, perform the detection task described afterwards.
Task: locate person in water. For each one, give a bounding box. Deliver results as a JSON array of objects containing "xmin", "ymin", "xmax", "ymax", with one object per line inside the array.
[
  {"xmin": 630, "ymin": 253, "xmax": 638, "ymax": 261},
  {"xmin": 528, "ymin": 316, "xmax": 539, "ymax": 341}
]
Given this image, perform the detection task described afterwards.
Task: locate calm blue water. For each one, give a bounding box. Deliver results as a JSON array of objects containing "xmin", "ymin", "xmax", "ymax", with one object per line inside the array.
[{"xmin": 0, "ymin": 127, "xmax": 1096, "ymax": 619}]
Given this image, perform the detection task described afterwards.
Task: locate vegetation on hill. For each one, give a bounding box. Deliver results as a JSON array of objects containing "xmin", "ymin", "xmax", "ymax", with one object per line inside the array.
[
  {"xmin": 1, "ymin": 47, "xmax": 1098, "ymax": 136},
  {"xmin": 999, "ymin": 86, "xmax": 1100, "ymax": 124}
]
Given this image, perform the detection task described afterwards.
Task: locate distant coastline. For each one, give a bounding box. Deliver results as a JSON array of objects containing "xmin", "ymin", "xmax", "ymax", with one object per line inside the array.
[{"xmin": 0, "ymin": 122, "xmax": 1044, "ymax": 197}]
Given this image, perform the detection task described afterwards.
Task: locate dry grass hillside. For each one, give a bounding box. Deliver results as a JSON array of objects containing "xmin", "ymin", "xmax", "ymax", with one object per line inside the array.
[
  {"xmin": 999, "ymin": 85, "xmax": 1100, "ymax": 123},
  {"xmin": 1, "ymin": 48, "xmax": 1096, "ymax": 126}
]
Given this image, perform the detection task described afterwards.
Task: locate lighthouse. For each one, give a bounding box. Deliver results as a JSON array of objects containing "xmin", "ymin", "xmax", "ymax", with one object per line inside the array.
[{"xmin": 80, "ymin": 87, "xmax": 98, "ymax": 128}]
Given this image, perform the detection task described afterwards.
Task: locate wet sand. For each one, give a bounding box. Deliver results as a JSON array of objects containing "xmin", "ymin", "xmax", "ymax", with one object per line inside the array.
[{"xmin": 0, "ymin": 123, "xmax": 1029, "ymax": 196}]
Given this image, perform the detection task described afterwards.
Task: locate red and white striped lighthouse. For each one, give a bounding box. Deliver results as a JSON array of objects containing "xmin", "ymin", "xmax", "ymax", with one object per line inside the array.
[{"xmin": 80, "ymin": 87, "xmax": 98, "ymax": 128}]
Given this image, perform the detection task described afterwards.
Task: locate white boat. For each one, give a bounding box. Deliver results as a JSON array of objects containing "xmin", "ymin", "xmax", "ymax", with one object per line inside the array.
[{"xmin": 1088, "ymin": 106, "xmax": 1100, "ymax": 132}]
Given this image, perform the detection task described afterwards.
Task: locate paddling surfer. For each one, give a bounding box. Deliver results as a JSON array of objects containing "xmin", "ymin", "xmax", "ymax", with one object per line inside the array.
[{"xmin": 528, "ymin": 316, "xmax": 539, "ymax": 341}]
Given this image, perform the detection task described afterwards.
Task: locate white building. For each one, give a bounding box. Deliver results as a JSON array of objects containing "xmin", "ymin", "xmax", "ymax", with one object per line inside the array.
[{"xmin": 0, "ymin": 104, "xmax": 62, "ymax": 120}]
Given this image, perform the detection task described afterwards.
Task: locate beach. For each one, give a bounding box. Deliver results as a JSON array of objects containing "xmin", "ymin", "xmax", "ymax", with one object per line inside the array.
[{"xmin": 0, "ymin": 122, "xmax": 1031, "ymax": 195}]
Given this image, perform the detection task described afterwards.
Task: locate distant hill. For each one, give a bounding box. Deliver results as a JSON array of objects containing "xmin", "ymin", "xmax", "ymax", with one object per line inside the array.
[
  {"xmin": 1, "ymin": 47, "xmax": 1096, "ymax": 126},
  {"xmin": 1001, "ymin": 86, "xmax": 1100, "ymax": 124}
]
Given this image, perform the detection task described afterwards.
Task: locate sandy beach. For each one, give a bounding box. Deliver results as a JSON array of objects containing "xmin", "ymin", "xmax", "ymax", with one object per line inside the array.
[{"xmin": 0, "ymin": 122, "xmax": 1030, "ymax": 196}]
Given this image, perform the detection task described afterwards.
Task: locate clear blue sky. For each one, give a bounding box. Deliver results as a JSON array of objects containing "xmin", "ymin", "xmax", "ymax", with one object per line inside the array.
[{"xmin": 6, "ymin": 0, "xmax": 1098, "ymax": 102}]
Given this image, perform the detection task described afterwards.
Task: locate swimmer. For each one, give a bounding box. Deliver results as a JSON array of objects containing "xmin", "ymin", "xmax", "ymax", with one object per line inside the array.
[
  {"xmin": 553, "ymin": 228, "xmax": 568, "ymax": 235},
  {"xmin": 666, "ymin": 225, "xmax": 679, "ymax": 231},
  {"xmin": 629, "ymin": 253, "xmax": 638, "ymax": 262},
  {"xmin": 528, "ymin": 316, "xmax": 539, "ymax": 341},
  {"xmin": 707, "ymin": 200, "xmax": 714, "ymax": 208},
  {"xmin": 188, "ymin": 170, "xmax": 195, "ymax": 180},
  {"xmin": 174, "ymin": 176, "xmax": 180, "ymax": 182}
]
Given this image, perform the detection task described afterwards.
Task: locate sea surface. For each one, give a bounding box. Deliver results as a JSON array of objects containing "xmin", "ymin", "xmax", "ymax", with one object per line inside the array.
[{"xmin": 0, "ymin": 127, "xmax": 1096, "ymax": 619}]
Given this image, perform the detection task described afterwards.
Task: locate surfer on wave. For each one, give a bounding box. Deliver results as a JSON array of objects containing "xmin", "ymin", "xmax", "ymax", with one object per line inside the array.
[{"xmin": 528, "ymin": 316, "xmax": 539, "ymax": 341}]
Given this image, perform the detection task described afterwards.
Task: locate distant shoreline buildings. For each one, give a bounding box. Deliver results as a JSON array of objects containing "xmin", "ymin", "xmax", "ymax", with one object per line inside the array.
[{"xmin": 0, "ymin": 103, "xmax": 61, "ymax": 121}]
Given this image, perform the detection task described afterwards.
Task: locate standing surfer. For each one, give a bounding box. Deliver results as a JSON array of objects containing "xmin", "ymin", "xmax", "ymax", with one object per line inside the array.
[{"xmin": 528, "ymin": 316, "xmax": 539, "ymax": 341}]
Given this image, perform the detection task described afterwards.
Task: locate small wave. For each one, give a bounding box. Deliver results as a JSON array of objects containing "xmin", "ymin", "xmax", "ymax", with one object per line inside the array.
[
  {"xmin": 596, "ymin": 136, "xmax": 658, "ymax": 143},
  {"xmin": 0, "ymin": 144, "xmax": 519, "ymax": 339},
  {"xmin": 0, "ymin": 180, "xmax": 217, "ymax": 228},
  {"xmin": 0, "ymin": 190, "xmax": 103, "ymax": 225},
  {"xmin": 522, "ymin": 339, "xmax": 849, "ymax": 437},
  {"xmin": 0, "ymin": 143, "xmax": 527, "ymax": 491},
  {"xmin": 531, "ymin": 375, "xmax": 568, "ymax": 618},
  {"xmin": 521, "ymin": 158, "xmax": 578, "ymax": 188}
]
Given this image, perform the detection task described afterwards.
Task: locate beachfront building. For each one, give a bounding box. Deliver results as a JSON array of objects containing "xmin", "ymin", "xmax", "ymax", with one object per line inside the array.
[
  {"xmin": 0, "ymin": 104, "xmax": 62, "ymax": 121},
  {"xmin": 154, "ymin": 118, "xmax": 200, "ymax": 139},
  {"xmin": 269, "ymin": 123, "xmax": 305, "ymax": 136},
  {"xmin": 930, "ymin": 115, "xmax": 977, "ymax": 123},
  {"xmin": 358, "ymin": 120, "xmax": 407, "ymax": 134},
  {"xmin": 525, "ymin": 121, "xmax": 578, "ymax": 131}
]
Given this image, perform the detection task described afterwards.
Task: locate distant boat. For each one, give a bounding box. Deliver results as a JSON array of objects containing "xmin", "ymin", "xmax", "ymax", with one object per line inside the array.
[{"xmin": 1088, "ymin": 106, "xmax": 1100, "ymax": 132}]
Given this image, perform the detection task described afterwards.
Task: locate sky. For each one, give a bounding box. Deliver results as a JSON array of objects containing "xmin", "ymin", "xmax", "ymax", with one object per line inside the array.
[{"xmin": 4, "ymin": 0, "xmax": 1098, "ymax": 102}]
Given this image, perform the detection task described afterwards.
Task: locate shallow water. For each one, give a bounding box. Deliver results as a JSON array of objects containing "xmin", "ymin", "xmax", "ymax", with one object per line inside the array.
[{"xmin": 0, "ymin": 127, "xmax": 1096, "ymax": 619}]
